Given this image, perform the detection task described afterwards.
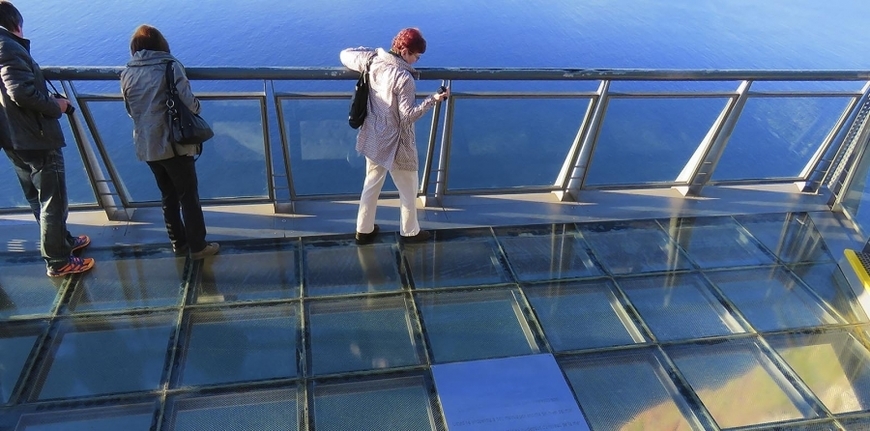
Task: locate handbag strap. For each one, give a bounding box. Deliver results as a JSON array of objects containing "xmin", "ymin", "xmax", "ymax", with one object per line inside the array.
[{"xmin": 164, "ymin": 60, "xmax": 182, "ymax": 158}]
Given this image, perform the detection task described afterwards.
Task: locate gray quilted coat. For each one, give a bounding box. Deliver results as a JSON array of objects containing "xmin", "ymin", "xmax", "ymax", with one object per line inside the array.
[{"xmin": 121, "ymin": 50, "xmax": 201, "ymax": 162}]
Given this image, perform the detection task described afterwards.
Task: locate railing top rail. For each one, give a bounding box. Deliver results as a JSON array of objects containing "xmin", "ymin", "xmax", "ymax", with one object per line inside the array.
[{"xmin": 42, "ymin": 66, "xmax": 870, "ymax": 82}]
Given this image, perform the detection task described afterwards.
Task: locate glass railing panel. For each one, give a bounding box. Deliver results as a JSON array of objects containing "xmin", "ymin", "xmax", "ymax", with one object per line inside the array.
[
  {"xmin": 197, "ymin": 99, "xmax": 269, "ymax": 199},
  {"xmin": 86, "ymin": 99, "xmax": 268, "ymax": 203},
  {"xmin": 280, "ymin": 98, "xmax": 433, "ymax": 196},
  {"xmin": 750, "ymin": 81, "xmax": 865, "ymax": 93},
  {"xmin": 0, "ymin": 116, "xmax": 95, "ymax": 209},
  {"xmin": 447, "ymin": 97, "xmax": 588, "ymax": 190},
  {"xmin": 841, "ymin": 137, "xmax": 870, "ymax": 235},
  {"xmin": 585, "ymin": 97, "xmax": 727, "ymax": 186},
  {"xmin": 610, "ymin": 80, "xmax": 741, "ymax": 93},
  {"xmin": 713, "ymin": 97, "xmax": 852, "ymax": 181}
]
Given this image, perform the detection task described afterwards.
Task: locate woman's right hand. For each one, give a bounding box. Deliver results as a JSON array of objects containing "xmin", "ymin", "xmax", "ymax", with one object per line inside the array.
[{"xmin": 434, "ymin": 87, "xmax": 450, "ymax": 101}]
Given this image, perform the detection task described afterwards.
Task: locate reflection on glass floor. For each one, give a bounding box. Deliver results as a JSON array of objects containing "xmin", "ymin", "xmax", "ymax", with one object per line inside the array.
[{"xmin": 1, "ymin": 212, "xmax": 870, "ymax": 430}]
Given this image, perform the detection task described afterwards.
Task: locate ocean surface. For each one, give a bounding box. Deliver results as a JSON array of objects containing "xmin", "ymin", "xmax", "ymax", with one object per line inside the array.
[
  {"xmin": 3, "ymin": 0, "xmax": 870, "ymax": 210},
  {"xmin": 17, "ymin": 1, "xmax": 870, "ymax": 69}
]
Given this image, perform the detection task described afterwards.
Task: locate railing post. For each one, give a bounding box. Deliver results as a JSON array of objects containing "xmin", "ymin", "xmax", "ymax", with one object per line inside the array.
[
  {"xmin": 420, "ymin": 80, "xmax": 448, "ymax": 207},
  {"xmin": 269, "ymin": 80, "xmax": 296, "ymax": 214},
  {"xmin": 61, "ymin": 81, "xmax": 131, "ymax": 221},
  {"xmin": 560, "ymin": 80, "xmax": 610, "ymax": 202},
  {"xmin": 674, "ymin": 80, "xmax": 752, "ymax": 196},
  {"xmin": 797, "ymin": 82, "xmax": 869, "ymax": 193},
  {"xmin": 432, "ymin": 87, "xmax": 455, "ymax": 207}
]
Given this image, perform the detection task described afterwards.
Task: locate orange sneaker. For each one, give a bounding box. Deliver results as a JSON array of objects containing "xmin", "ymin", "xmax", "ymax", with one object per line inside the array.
[{"xmin": 47, "ymin": 256, "xmax": 95, "ymax": 277}]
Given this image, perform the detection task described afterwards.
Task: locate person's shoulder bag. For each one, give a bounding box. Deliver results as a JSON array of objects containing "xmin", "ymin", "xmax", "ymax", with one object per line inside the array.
[
  {"xmin": 348, "ymin": 54, "xmax": 375, "ymax": 129},
  {"xmin": 165, "ymin": 60, "xmax": 214, "ymax": 153}
]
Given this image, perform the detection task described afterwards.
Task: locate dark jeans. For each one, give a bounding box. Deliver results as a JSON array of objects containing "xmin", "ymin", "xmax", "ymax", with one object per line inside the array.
[
  {"xmin": 5, "ymin": 148, "xmax": 75, "ymax": 269},
  {"xmin": 147, "ymin": 156, "xmax": 207, "ymax": 253}
]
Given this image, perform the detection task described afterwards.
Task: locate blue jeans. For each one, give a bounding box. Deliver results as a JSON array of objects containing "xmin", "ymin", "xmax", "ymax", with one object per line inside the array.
[
  {"xmin": 147, "ymin": 156, "xmax": 207, "ymax": 253},
  {"xmin": 5, "ymin": 148, "xmax": 75, "ymax": 270}
]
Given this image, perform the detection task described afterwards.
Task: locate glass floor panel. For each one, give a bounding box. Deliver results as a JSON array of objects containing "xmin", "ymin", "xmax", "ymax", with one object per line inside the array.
[
  {"xmin": 789, "ymin": 261, "xmax": 869, "ymax": 323},
  {"xmin": 2, "ymin": 214, "xmax": 870, "ymax": 429},
  {"xmin": 617, "ymin": 272, "xmax": 746, "ymax": 341},
  {"xmin": 662, "ymin": 216, "xmax": 777, "ymax": 269},
  {"xmin": 67, "ymin": 250, "xmax": 186, "ymax": 313},
  {"xmin": 195, "ymin": 243, "xmax": 299, "ymax": 304},
  {"xmin": 561, "ymin": 348, "xmax": 702, "ymax": 431},
  {"xmin": 525, "ymin": 280, "xmax": 644, "ymax": 351},
  {"xmin": 417, "ymin": 288, "xmax": 538, "ymax": 362},
  {"xmin": 167, "ymin": 388, "xmax": 298, "ymax": 431},
  {"xmin": 312, "ymin": 376, "xmax": 437, "ymax": 431},
  {"xmin": 403, "ymin": 230, "xmax": 511, "ymax": 289},
  {"xmin": 735, "ymin": 213, "xmax": 835, "ymax": 264},
  {"xmin": 768, "ymin": 329, "xmax": 870, "ymax": 415},
  {"xmin": 705, "ymin": 266, "xmax": 841, "ymax": 331},
  {"xmin": 12, "ymin": 403, "xmax": 156, "ymax": 431},
  {"xmin": 0, "ymin": 259, "xmax": 65, "ymax": 320},
  {"xmin": 667, "ymin": 337, "xmax": 817, "ymax": 429},
  {"xmin": 178, "ymin": 304, "xmax": 298, "ymax": 387},
  {"xmin": 0, "ymin": 323, "xmax": 43, "ymax": 404},
  {"xmin": 307, "ymin": 295, "xmax": 420, "ymax": 375},
  {"xmin": 580, "ymin": 219, "xmax": 694, "ymax": 275},
  {"xmin": 33, "ymin": 313, "xmax": 176, "ymax": 401},
  {"xmin": 494, "ymin": 224, "xmax": 604, "ymax": 282},
  {"xmin": 303, "ymin": 241, "xmax": 402, "ymax": 296}
]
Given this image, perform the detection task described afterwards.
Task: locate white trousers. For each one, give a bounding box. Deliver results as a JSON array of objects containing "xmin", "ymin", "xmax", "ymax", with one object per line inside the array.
[{"xmin": 356, "ymin": 157, "xmax": 421, "ymax": 237}]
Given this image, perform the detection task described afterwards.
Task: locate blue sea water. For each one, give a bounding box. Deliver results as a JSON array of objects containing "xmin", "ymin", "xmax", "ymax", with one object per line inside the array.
[
  {"xmin": 19, "ymin": 1, "xmax": 870, "ymax": 69},
  {"xmin": 3, "ymin": 0, "xmax": 870, "ymax": 208}
]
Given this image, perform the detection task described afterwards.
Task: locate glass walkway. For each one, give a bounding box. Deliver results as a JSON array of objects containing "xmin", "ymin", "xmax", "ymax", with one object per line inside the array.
[{"xmin": 3, "ymin": 67, "xmax": 870, "ymax": 430}]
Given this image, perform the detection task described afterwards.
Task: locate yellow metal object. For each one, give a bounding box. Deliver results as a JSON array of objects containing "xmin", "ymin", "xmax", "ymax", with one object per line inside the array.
[{"xmin": 844, "ymin": 249, "xmax": 870, "ymax": 290}]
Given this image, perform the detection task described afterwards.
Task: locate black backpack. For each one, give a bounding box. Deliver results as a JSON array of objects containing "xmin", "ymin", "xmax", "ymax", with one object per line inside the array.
[{"xmin": 348, "ymin": 55, "xmax": 374, "ymax": 129}]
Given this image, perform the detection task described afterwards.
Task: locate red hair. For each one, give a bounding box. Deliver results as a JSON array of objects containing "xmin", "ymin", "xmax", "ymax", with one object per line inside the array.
[{"xmin": 391, "ymin": 28, "xmax": 426, "ymax": 54}]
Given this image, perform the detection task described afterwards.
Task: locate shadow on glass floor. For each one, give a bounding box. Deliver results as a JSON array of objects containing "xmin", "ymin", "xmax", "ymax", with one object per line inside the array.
[{"xmin": 1, "ymin": 213, "xmax": 870, "ymax": 430}]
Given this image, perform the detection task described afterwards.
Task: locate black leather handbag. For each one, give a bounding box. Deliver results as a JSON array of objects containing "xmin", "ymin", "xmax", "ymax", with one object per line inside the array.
[
  {"xmin": 348, "ymin": 54, "xmax": 374, "ymax": 129},
  {"xmin": 165, "ymin": 60, "xmax": 214, "ymax": 147}
]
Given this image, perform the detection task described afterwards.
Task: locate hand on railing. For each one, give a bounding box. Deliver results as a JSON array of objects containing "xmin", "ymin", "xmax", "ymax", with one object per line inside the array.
[{"xmin": 434, "ymin": 85, "xmax": 449, "ymax": 102}]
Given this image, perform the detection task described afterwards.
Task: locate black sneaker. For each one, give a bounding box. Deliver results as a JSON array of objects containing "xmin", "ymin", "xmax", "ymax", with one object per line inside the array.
[
  {"xmin": 401, "ymin": 230, "xmax": 431, "ymax": 243},
  {"xmin": 355, "ymin": 224, "xmax": 380, "ymax": 245}
]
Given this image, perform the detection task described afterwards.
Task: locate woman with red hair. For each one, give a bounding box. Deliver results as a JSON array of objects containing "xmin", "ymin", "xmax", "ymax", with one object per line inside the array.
[{"xmin": 341, "ymin": 28, "xmax": 449, "ymax": 245}]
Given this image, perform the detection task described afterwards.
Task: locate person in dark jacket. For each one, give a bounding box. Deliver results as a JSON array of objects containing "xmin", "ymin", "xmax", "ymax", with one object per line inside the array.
[
  {"xmin": 0, "ymin": 1, "xmax": 94, "ymax": 277},
  {"xmin": 120, "ymin": 24, "xmax": 218, "ymax": 260}
]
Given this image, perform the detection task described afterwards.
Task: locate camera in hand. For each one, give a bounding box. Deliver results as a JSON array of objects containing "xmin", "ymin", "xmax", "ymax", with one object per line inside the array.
[
  {"xmin": 52, "ymin": 93, "xmax": 76, "ymax": 114},
  {"xmin": 437, "ymin": 85, "xmax": 447, "ymax": 94}
]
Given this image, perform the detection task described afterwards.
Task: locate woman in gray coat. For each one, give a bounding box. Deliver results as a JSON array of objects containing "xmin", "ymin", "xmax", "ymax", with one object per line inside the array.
[{"xmin": 120, "ymin": 25, "xmax": 218, "ymax": 259}]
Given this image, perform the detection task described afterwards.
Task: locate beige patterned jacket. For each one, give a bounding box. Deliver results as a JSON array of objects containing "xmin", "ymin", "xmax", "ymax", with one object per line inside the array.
[{"xmin": 340, "ymin": 47, "xmax": 436, "ymax": 171}]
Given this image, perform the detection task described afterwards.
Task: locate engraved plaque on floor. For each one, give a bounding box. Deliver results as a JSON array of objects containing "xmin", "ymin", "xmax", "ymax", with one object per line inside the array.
[{"xmin": 432, "ymin": 354, "xmax": 589, "ymax": 430}]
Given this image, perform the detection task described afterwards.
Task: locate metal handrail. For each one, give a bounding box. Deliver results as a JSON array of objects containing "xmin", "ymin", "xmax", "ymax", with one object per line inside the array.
[
  {"xmin": 3, "ymin": 66, "xmax": 866, "ymax": 222},
  {"xmin": 42, "ymin": 66, "xmax": 870, "ymax": 82}
]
